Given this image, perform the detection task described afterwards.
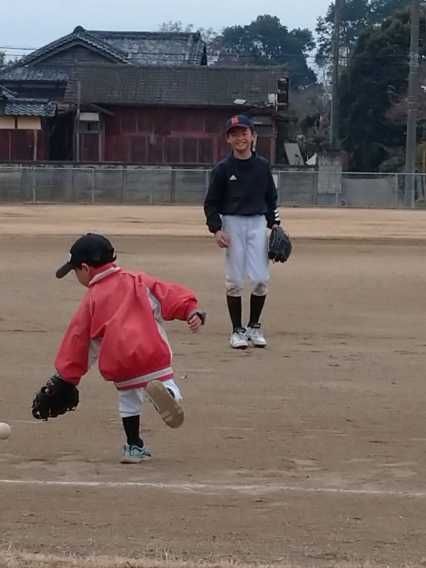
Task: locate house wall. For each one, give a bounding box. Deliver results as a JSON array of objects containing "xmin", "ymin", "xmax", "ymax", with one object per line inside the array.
[
  {"xmin": 0, "ymin": 45, "xmax": 105, "ymax": 101},
  {"xmin": 0, "ymin": 117, "xmax": 15, "ymax": 129},
  {"xmin": 0, "ymin": 129, "xmax": 47, "ymax": 160},
  {"xmin": 102, "ymin": 106, "xmax": 277, "ymax": 164},
  {"xmin": 17, "ymin": 117, "xmax": 42, "ymax": 130},
  {"xmin": 37, "ymin": 45, "xmax": 116, "ymax": 66}
]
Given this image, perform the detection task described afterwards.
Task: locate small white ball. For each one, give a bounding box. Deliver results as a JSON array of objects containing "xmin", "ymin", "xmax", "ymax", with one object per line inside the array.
[{"xmin": 0, "ymin": 422, "xmax": 11, "ymax": 440}]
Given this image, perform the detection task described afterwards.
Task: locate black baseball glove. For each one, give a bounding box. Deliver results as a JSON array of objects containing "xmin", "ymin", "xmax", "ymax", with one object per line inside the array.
[
  {"xmin": 32, "ymin": 373, "xmax": 80, "ymax": 421},
  {"xmin": 268, "ymin": 226, "xmax": 292, "ymax": 263}
]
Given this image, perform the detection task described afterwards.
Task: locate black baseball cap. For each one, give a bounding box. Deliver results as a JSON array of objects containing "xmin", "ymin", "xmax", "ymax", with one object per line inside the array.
[
  {"xmin": 225, "ymin": 115, "xmax": 255, "ymax": 133},
  {"xmin": 56, "ymin": 233, "xmax": 116, "ymax": 279}
]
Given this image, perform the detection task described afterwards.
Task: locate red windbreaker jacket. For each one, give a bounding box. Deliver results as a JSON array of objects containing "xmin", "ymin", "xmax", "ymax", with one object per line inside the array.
[{"xmin": 54, "ymin": 264, "xmax": 199, "ymax": 390}]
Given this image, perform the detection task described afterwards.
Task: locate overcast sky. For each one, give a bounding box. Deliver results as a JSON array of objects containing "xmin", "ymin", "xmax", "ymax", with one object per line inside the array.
[{"xmin": 1, "ymin": 0, "xmax": 331, "ymax": 58}]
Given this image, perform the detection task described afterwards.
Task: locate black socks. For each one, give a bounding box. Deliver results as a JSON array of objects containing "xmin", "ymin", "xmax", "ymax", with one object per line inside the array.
[
  {"xmin": 249, "ymin": 294, "xmax": 266, "ymax": 327},
  {"xmin": 122, "ymin": 415, "xmax": 144, "ymax": 448},
  {"xmin": 227, "ymin": 295, "xmax": 243, "ymax": 330},
  {"xmin": 227, "ymin": 294, "xmax": 267, "ymax": 330}
]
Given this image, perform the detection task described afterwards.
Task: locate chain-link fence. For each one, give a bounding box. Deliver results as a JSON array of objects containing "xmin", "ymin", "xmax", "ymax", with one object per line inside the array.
[{"xmin": 0, "ymin": 164, "xmax": 424, "ymax": 208}]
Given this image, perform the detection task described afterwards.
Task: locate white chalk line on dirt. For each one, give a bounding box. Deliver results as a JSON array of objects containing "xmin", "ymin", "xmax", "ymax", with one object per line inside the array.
[{"xmin": 0, "ymin": 478, "xmax": 425, "ymax": 498}]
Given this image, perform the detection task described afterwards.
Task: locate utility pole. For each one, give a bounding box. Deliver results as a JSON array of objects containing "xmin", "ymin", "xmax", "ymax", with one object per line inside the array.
[
  {"xmin": 404, "ymin": 0, "xmax": 420, "ymax": 208},
  {"xmin": 330, "ymin": 0, "xmax": 342, "ymax": 149},
  {"xmin": 75, "ymin": 80, "xmax": 81, "ymax": 162}
]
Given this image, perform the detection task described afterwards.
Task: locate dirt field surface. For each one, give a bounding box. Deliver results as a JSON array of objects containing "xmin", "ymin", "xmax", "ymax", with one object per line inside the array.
[{"xmin": 1, "ymin": 205, "xmax": 426, "ymax": 568}]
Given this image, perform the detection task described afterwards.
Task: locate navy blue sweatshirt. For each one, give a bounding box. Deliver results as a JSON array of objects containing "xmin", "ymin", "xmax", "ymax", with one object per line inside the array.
[{"xmin": 203, "ymin": 153, "xmax": 280, "ymax": 234}]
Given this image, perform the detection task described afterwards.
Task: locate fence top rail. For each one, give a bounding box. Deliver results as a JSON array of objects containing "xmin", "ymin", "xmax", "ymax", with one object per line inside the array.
[
  {"xmin": 0, "ymin": 167, "xmax": 317, "ymax": 173},
  {"xmin": 0, "ymin": 166, "xmax": 422, "ymax": 178},
  {"xmin": 0, "ymin": 167, "xmax": 326, "ymax": 173}
]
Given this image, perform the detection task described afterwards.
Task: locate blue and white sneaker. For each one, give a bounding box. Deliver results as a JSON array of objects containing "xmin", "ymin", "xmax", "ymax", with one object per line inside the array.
[
  {"xmin": 145, "ymin": 379, "xmax": 184, "ymax": 429},
  {"xmin": 120, "ymin": 444, "xmax": 152, "ymax": 464}
]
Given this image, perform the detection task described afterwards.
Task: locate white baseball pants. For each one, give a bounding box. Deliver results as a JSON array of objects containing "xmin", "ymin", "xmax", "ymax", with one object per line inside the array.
[
  {"xmin": 117, "ymin": 378, "xmax": 182, "ymax": 418},
  {"xmin": 222, "ymin": 215, "xmax": 269, "ymax": 297}
]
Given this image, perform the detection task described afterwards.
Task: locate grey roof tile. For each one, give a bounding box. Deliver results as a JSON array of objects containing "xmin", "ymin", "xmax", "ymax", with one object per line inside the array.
[
  {"xmin": 8, "ymin": 27, "xmax": 130, "ymax": 68},
  {"xmin": 4, "ymin": 99, "xmax": 56, "ymax": 117},
  {"xmin": 88, "ymin": 31, "xmax": 206, "ymax": 65},
  {"xmin": 0, "ymin": 82, "xmax": 56, "ymax": 116},
  {"xmin": 0, "ymin": 66, "xmax": 69, "ymax": 82},
  {"xmin": 64, "ymin": 64, "xmax": 286, "ymax": 108},
  {"xmin": 0, "ymin": 28, "xmax": 206, "ymax": 84}
]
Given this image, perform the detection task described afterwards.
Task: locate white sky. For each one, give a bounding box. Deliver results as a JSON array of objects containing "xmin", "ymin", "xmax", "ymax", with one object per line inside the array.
[{"xmin": 1, "ymin": 0, "xmax": 331, "ymax": 58}]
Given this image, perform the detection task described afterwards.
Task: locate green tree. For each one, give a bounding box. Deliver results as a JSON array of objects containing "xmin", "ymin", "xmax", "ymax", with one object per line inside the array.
[
  {"xmin": 370, "ymin": 0, "xmax": 411, "ymax": 20},
  {"xmin": 215, "ymin": 15, "xmax": 316, "ymax": 87},
  {"xmin": 0, "ymin": 52, "xmax": 5, "ymax": 67},
  {"xmin": 339, "ymin": 6, "xmax": 426, "ymax": 171},
  {"xmin": 158, "ymin": 21, "xmax": 218, "ymax": 64},
  {"xmin": 315, "ymin": 0, "xmax": 410, "ymax": 67},
  {"xmin": 158, "ymin": 21, "xmax": 217, "ymax": 44}
]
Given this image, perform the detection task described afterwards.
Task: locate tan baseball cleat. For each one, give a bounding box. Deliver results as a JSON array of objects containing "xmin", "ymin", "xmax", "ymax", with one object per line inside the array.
[{"xmin": 145, "ymin": 380, "xmax": 184, "ymax": 429}]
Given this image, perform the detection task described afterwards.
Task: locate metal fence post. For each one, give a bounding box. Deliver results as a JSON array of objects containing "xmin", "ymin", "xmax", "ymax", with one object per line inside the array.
[
  {"xmin": 277, "ymin": 171, "xmax": 281, "ymax": 205},
  {"xmin": 20, "ymin": 167, "xmax": 25, "ymax": 202},
  {"xmin": 311, "ymin": 169, "xmax": 316, "ymax": 206},
  {"xmin": 121, "ymin": 166, "xmax": 126, "ymax": 203},
  {"xmin": 335, "ymin": 171, "xmax": 339, "ymax": 206},
  {"xmin": 71, "ymin": 167, "xmax": 75, "ymax": 201},
  {"xmin": 32, "ymin": 166, "xmax": 36, "ymax": 204},
  {"xmin": 394, "ymin": 174, "xmax": 399, "ymax": 209},
  {"xmin": 171, "ymin": 168, "xmax": 177, "ymax": 203},
  {"xmin": 205, "ymin": 169, "xmax": 209, "ymax": 196},
  {"xmin": 91, "ymin": 169, "xmax": 95, "ymax": 204}
]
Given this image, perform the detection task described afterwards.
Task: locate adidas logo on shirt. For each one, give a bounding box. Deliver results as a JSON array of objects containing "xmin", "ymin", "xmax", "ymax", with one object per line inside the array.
[{"xmin": 230, "ymin": 175, "xmax": 237, "ymax": 181}]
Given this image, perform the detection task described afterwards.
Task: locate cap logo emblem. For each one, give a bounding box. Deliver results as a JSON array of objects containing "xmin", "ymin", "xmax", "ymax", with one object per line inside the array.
[{"xmin": 231, "ymin": 116, "xmax": 239, "ymax": 124}]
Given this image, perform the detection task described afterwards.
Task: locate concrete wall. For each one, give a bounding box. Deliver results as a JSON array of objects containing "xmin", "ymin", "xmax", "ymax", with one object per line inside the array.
[
  {"xmin": 0, "ymin": 162, "xmax": 412, "ymax": 208},
  {"xmin": 341, "ymin": 176, "xmax": 399, "ymax": 208},
  {"xmin": 276, "ymin": 170, "xmax": 317, "ymax": 205}
]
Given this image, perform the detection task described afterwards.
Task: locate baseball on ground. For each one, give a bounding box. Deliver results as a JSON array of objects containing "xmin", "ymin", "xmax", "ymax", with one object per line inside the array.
[{"xmin": 0, "ymin": 422, "xmax": 11, "ymax": 440}]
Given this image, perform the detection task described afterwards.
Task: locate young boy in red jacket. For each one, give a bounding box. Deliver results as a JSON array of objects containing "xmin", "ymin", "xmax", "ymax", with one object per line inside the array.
[{"xmin": 42, "ymin": 233, "xmax": 205, "ymax": 464}]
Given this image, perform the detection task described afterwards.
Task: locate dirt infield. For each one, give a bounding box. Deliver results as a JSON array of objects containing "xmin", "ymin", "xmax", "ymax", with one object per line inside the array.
[
  {"xmin": 3, "ymin": 203, "xmax": 426, "ymax": 239},
  {"xmin": 1, "ymin": 205, "xmax": 426, "ymax": 568}
]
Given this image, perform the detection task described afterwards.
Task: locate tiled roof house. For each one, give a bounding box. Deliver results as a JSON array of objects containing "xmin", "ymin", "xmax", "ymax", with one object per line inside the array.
[
  {"xmin": 0, "ymin": 27, "xmax": 289, "ymax": 164},
  {"xmin": 0, "ymin": 26, "xmax": 207, "ymax": 101}
]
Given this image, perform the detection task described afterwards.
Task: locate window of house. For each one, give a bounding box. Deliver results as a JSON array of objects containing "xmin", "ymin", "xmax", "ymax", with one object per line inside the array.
[
  {"xmin": 254, "ymin": 124, "xmax": 274, "ymax": 138},
  {"xmin": 79, "ymin": 121, "xmax": 100, "ymax": 134}
]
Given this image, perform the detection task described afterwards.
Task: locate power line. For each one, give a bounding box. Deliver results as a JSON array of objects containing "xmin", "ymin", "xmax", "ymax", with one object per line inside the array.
[{"xmin": 0, "ymin": 45, "xmax": 38, "ymax": 51}]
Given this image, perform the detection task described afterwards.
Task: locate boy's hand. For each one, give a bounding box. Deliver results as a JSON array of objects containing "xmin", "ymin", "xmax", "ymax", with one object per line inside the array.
[
  {"xmin": 215, "ymin": 230, "xmax": 229, "ymax": 248},
  {"xmin": 188, "ymin": 314, "xmax": 203, "ymax": 333}
]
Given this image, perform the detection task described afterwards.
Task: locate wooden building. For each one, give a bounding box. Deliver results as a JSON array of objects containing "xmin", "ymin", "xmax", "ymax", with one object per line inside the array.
[
  {"xmin": 64, "ymin": 64, "xmax": 288, "ymax": 164},
  {"xmin": 0, "ymin": 85, "xmax": 56, "ymax": 161}
]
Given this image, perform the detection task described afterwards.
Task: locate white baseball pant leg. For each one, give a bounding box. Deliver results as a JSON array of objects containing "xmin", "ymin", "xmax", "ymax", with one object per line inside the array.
[
  {"xmin": 222, "ymin": 215, "xmax": 269, "ymax": 297},
  {"xmin": 246, "ymin": 216, "xmax": 269, "ymax": 296},
  {"xmin": 117, "ymin": 378, "xmax": 183, "ymax": 418},
  {"xmin": 222, "ymin": 215, "xmax": 246, "ymax": 297}
]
